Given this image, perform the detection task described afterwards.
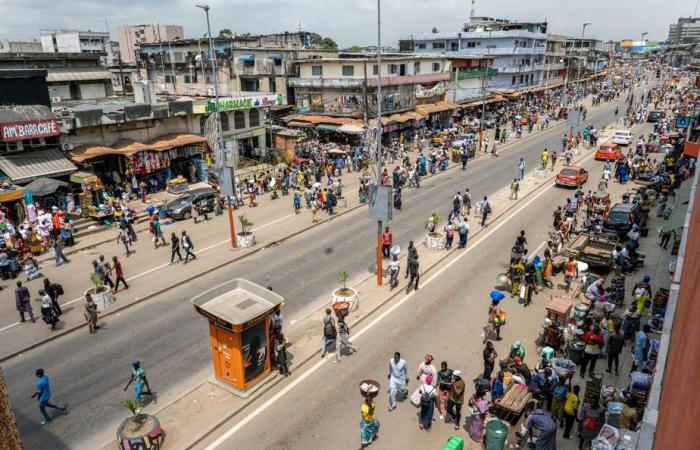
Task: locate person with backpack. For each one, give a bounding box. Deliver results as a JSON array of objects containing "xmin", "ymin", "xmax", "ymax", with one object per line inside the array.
[
  {"xmin": 458, "ymin": 218, "xmax": 469, "ymax": 248},
  {"xmin": 43, "ymin": 278, "xmax": 63, "ymax": 317},
  {"xmin": 181, "ymin": 230, "xmax": 196, "ymax": 264},
  {"xmin": 481, "ymin": 196, "xmax": 491, "ymax": 226},
  {"xmin": 151, "ymin": 216, "xmax": 167, "ymax": 248},
  {"xmin": 444, "ymin": 221, "xmax": 455, "ymax": 250},
  {"xmin": 320, "ymin": 309, "xmax": 338, "ymax": 361},
  {"xmin": 461, "ymin": 189, "xmax": 471, "ymax": 216},
  {"xmin": 551, "ymin": 378, "xmax": 569, "ymax": 423},
  {"xmin": 418, "ymin": 375, "xmax": 437, "ymax": 430}
]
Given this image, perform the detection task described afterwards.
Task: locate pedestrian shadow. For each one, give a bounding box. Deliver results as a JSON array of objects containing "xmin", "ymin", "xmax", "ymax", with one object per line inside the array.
[{"xmin": 15, "ymin": 407, "xmax": 71, "ymax": 450}]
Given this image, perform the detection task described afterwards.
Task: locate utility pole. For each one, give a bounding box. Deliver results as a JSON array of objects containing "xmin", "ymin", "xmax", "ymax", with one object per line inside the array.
[
  {"xmin": 197, "ymin": 3, "xmax": 237, "ymax": 249},
  {"xmin": 479, "ymin": 46, "xmax": 494, "ymax": 152},
  {"xmin": 375, "ymin": 0, "xmax": 383, "ymax": 286},
  {"xmin": 168, "ymin": 41, "xmax": 177, "ymax": 93},
  {"xmin": 575, "ymin": 22, "xmax": 591, "ymax": 97}
]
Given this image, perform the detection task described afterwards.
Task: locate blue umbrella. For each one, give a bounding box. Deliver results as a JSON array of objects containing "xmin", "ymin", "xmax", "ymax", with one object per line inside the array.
[{"xmin": 490, "ymin": 290, "xmax": 505, "ymax": 302}]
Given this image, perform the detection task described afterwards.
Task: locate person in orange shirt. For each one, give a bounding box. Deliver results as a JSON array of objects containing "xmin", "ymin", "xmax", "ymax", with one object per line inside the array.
[{"xmin": 564, "ymin": 256, "xmax": 578, "ymax": 292}]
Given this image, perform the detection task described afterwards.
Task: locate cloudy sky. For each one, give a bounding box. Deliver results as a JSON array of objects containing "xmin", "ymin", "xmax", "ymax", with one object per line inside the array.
[{"xmin": 2, "ymin": 0, "xmax": 696, "ymax": 46}]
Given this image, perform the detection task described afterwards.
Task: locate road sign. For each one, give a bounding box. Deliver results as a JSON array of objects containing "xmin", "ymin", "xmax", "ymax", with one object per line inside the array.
[
  {"xmin": 368, "ymin": 185, "xmax": 392, "ymax": 222},
  {"xmin": 675, "ymin": 115, "xmax": 691, "ymax": 129}
]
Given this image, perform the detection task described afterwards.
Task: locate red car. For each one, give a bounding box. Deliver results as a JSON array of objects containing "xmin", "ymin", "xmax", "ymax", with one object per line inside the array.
[
  {"xmin": 595, "ymin": 143, "xmax": 622, "ymax": 161},
  {"xmin": 555, "ymin": 166, "xmax": 589, "ymax": 188}
]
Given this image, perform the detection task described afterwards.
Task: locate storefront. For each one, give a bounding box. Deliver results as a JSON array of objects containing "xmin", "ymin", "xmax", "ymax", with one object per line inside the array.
[
  {"xmin": 416, "ymin": 101, "xmax": 460, "ymax": 129},
  {"xmin": 0, "ymin": 184, "xmax": 26, "ymax": 224},
  {"xmin": 69, "ymin": 134, "xmax": 211, "ymax": 194}
]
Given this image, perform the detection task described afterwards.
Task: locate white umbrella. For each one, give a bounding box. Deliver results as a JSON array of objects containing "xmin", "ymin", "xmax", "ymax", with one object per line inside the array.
[
  {"xmin": 337, "ymin": 124, "xmax": 365, "ymax": 135},
  {"xmin": 312, "ymin": 182, "xmax": 321, "ymax": 189}
]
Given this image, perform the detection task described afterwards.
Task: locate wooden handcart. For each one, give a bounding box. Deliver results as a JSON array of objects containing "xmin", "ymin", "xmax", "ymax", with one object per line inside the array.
[
  {"xmin": 543, "ymin": 296, "xmax": 573, "ymax": 350},
  {"xmin": 493, "ymin": 384, "xmax": 532, "ymax": 425}
]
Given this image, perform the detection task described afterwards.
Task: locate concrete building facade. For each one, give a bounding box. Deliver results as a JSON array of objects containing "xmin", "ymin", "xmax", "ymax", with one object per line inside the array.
[
  {"xmin": 404, "ymin": 17, "xmax": 547, "ymax": 92},
  {"xmin": 544, "ymin": 34, "xmax": 567, "ymax": 87},
  {"xmin": 668, "ymin": 17, "xmax": 700, "ymax": 44},
  {"xmin": 117, "ymin": 24, "xmax": 184, "ymax": 64},
  {"xmin": 40, "ymin": 30, "xmax": 113, "ymax": 66},
  {"xmin": 0, "ymin": 41, "xmax": 42, "ymax": 53}
]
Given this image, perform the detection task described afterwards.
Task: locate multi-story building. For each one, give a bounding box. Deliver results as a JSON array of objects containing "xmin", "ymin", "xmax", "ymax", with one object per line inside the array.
[
  {"xmin": 289, "ymin": 53, "xmax": 452, "ymax": 118},
  {"xmin": 0, "ymin": 41, "xmax": 42, "ymax": 53},
  {"xmin": 135, "ymin": 32, "xmax": 334, "ymax": 100},
  {"xmin": 668, "ymin": 17, "xmax": 700, "ymax": 44},
  {"xmin": 0, "ymin": 52, "xmax": 114, "ymax": 101},
  {"xmin": 40, "ymin": 30, "xmax": 113, "ymax": 66},
  {"xmin": 544, "ymin": 34, "xmax": 567, "ymax": 87},
  {"xmin": 117, "ymin": 24, "xmax": 184, "ymax": 64},
  {"xmin": 403, "ymin": 17, "xmax": 548, "ymax": 92}
]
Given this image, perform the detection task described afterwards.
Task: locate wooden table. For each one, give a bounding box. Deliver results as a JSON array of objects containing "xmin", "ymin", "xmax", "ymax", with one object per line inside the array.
[{"xmin": 494, "ymin": 384, "xmax": 532, "ymax": 425}]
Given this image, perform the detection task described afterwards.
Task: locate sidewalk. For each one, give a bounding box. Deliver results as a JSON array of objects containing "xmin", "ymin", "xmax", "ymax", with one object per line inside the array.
[{"xmin": 100, "ymin": 117, "xmax": 636, "ymax": 450}]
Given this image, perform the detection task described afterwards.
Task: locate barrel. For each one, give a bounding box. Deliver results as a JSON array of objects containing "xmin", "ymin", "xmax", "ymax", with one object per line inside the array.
[
  {"xmin": 569, "ymin": 340, "xmax": 586, "ymax": 365},
  {"xmin": 485, "ymin": 420, "xmax": 508, "ymax": 450}
]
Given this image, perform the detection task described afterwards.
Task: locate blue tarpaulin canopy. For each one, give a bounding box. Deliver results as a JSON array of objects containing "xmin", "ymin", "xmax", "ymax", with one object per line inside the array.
[{"xmin": 239, "ymin": 54, "xmax": 255, "ymax": 62}]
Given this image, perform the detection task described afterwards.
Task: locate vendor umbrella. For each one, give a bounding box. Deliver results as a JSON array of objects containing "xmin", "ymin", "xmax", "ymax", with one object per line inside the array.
[
  {"xmin": 276, "ymin": 163, "xmax": 289, "ymax": 170},
  {"xmin": 23, "ymin": 177, "xmax": 68, "ymax": 197}
]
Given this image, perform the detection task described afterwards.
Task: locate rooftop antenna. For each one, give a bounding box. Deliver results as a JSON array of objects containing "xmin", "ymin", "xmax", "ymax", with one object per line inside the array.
[{"xmin": 470, "ymin": 0, "xmax": 475, "ymax": 19}]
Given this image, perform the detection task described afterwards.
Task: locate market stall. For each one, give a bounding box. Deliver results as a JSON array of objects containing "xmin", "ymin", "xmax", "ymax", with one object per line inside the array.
[
  {"xmin": 0, "ymin": 182, "xmax": 26, "ymax": 224},
  {"xmin": 70, "ymin": 172, "xmax": 114, "ymax": 224}
]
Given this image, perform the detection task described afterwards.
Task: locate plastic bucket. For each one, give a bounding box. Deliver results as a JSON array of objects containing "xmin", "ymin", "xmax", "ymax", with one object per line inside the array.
[
  {"xmin": 485, "ymin": 420, "xmax": 508, "ymax": 450},
  {"xmin": 569, "ymin": 340, "xmax": 586, "ymax": 365}
]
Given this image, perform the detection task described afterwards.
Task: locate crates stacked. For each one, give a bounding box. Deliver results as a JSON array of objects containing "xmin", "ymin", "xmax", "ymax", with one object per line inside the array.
[
  {"xmin": 584, "ymin": 373, "xmax": 604, "ymax": 406},
  {"xmin": 650, "ymin": 288, "xmax": 669, "ymax": 333}
]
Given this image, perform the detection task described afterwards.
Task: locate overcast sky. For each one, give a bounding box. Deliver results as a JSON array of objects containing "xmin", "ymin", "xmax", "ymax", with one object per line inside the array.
[{"xmin": 2, "ymin": 0, "xmax": 697, "ymax": 47}]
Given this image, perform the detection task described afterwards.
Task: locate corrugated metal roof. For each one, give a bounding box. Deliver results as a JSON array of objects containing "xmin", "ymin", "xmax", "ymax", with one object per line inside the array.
[
  {"xmin": 69, "ymin": 134, "xmax": 207, "ymax": 162},
  {"xmin": 0, "ymin": 149, "xmax": 77, "ymax": 183},
  {"xmin": 46, "ymin": 68, "xmax": 113, "ymax": 82}
]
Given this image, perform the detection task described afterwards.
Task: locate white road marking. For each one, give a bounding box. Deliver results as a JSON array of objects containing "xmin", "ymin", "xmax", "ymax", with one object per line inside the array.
[{"xmin": 203, "ymin": 148, "xmax": 600, "ymax": 449}]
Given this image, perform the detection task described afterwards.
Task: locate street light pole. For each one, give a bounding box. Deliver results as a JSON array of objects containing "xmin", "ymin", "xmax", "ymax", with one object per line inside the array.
[
  {"xmin": 575, "ymin": 22, "xmax": 591, "ymax": 95},
  {"xmin": 375, "ymin": 0, "xmax": 383, "ymax": 286},
  {"xmin": 197, "ymin": 3, "xmax": 237, "ymax": 249},
  {"xmin": 479, "ymin": 44, "xmax": 494, "ymax": 153}
]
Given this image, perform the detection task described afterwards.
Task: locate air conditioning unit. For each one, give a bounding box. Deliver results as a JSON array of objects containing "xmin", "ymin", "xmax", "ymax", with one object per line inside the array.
[
  {"xmin": 52, "ymin": 96, "xmax": 61, "ymax": 103},
  {"xmin": 62, "ymin": 143, "xmax": 73, "ymax": 151}
]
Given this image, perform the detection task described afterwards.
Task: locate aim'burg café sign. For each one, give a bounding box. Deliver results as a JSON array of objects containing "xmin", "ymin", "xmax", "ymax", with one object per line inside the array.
[{"xmin": 1, "ymin": 118, "xmax": 60, "ymax": 142}]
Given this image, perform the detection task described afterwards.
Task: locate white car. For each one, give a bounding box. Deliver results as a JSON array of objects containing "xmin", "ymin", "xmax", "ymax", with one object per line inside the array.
[{"xmin": 612, "ymin": 130, "xmax": 633, "ymax": 146}]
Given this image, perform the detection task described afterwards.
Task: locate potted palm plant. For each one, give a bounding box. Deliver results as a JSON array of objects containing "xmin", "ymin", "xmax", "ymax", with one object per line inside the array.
[
  {"xmin": 236, "ymin": 215, "xmax": 256, "ymax": 248},
  {"xmin": 332, "ymin": 271, "xmax": 358, "ymax": 312},
  {"xmin": 116, "ymin": 400, "xmax": 164, "ymax": 450},
  {"xmin": 85, "ymin": 272, "xmax": 114, "ymax": 310},
  {"xmin": 425, "ymin": 212, "xmax": 446, "ymax": 249}
]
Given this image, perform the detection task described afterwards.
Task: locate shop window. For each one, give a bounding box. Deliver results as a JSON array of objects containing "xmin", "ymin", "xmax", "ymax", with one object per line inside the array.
[
  {"xmin": 399, "ymin": 64, "xmax": 406, "ymax": 76},
  {"xmin": 414, "ymin": 62, "xmax": 421, "ymax": 74},
  {"xmin": 450, "ymin": 42, "xmax": 459, "ymax": 51},
  {"xmin": 342, "ymin": 65, "xmax": 354, "ymax": 76},
  {"xmin": 389, "ymin": 64, "xmax": 398, "ymax": 74},
  {"xmin": 243, "ymin": 59, "xmax": 254, "ymax": 68},
  {"xmin": 416, "ymin": 43, "xmax": 426, "ymax": 49},
  {"xmin": 234, "ymin": 110, "xmax": 246, "ymax": 129},
  {"xmin": 373, "ymin": 64, "xmax": 379, "ymax": 75},
  {"xmin": 432, "ymin": 62, "xmax": 441, "ymax": 72},
  {"xmin": 249, "ymin": 109, "xmax": 260, "ymax": 127},
  {"xmin": 221, "ymin": 113, "xmax": 230, "ymax": 131},
  {"xmin": 273, "ymin": 58, "xmax": 282, "ymax": 66},
  {"xmin": 432, "ymin": 42, "xmax": 445, "ymax": 49},
  {"xmin": 200, "ymin": 115, "xmax": 207, "ymax": 133},
  {"xmin": 164, "ymin": 73, "xmax": 175, "ymax": 83},
  {"xmin": 512, "ymin": 75, "xmax": 516, "ymax": 85},
  {"xmin": 184, "ymin": 73, "xmax": 197, "ymax": 84},
  {"xmin": 311, "ymin": 65, "xmax": 323, "ymax": 76}
]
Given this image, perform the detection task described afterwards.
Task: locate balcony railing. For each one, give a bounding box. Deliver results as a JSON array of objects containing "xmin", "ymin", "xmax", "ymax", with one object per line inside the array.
[{"xmin": 453, "ymin": 68, "xmax": 499, "ymax": 80}]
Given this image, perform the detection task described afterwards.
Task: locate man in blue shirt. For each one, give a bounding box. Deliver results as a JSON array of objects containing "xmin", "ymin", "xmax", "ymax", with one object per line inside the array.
[{"xmin": 31, "ymin": 368, "xmax": 67, "ymax": 425}]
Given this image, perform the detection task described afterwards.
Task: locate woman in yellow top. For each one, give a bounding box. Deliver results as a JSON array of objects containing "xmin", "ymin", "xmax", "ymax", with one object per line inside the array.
[{"xmin": 360, "ymin": 397, "xmax": 379, "ymax": 448}]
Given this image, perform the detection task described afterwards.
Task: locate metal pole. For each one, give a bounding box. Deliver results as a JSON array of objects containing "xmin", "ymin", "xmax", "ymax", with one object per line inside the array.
[
  {"xmin": 575, "ymin": 23, "xmax": 589, "ymax": 95},
  {"xmin": 479, "ymin": 46, "xmax": 490, "ymax": 152},
  {"xmin": 376, "ymin": 0, "xmax": 383, "ymax": 286},
  {"xmin": 200, "ymin": 4, "xmax": 237, "ymax": 249},
  {"xmin": 168, "ymin": 42, "xmax": 177, "ymax": 93}
]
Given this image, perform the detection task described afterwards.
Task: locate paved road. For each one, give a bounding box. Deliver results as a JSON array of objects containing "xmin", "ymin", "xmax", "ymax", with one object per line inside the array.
[
  {"xmin": 4, "ymin": 87, "xmax": 643, "ymax": 449},
  {"xmin": 197, "ymin": 106, "xmax": 659, "ymax": 450}
]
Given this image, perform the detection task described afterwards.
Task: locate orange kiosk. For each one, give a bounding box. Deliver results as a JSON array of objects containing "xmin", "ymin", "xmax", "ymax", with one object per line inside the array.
[{"xmin": 192, "ymin": 278, "xmax": 283, "ymax": 392}]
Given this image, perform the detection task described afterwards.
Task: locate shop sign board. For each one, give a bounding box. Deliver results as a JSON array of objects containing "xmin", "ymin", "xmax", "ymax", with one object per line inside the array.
[
  {"xmin": 1, "ymin": 119, "xmax": 59, "ymax": 142},
  {"xmin": 194, "ymin": 94, "xmax": 283, "ymax": 114}
]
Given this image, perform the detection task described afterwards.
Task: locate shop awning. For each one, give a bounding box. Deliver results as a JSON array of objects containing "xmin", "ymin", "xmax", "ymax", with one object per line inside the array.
[
  {"xmin": 317, "ymin": 124, "xmax": 340, "ymax": 132},
  {"xmin": 46, "ymin": 68, "xmax": 113, "ymax": 82},
  {"xmin": 0, "ymin": 148, "xmax": 77, "ymax": 183},
  {"xmin": 663, "ymin": 201, "xmax": 690, "ymax": 232},
  {"xmin": 69, "ymin": 140, "xmax": 152, "ymax": 162},
  {"xmin": 287, "ymin": 121, "xmax": 314, "ymax": 128},
  {"xmin": 22, "ymin": 177, "xmax": 69, "ymax": 197},
  {"xmin": 238, "ymin": 54, "xmax": 255, "ymax": 62},
  {"xmin": 0, "ymin": 187, "xmax": 24, "ymax": 203},
  {"xmin": 337, "ymin": 123, "xmax": 365, "ymax": 134},
  {"xmin": 149, "ymin": 134, "xmax": 206, "ymax": 151},
  {"xmin": 415, "ymin": 101, "xmax": 460, "ymax": 115},
  {"xmin": 283, "ymin": 114, "xmax": 354, "ymax": 126},
  {"xmin": 268, "ymin": 53, "xmax": 283, "ymax": 60}
]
